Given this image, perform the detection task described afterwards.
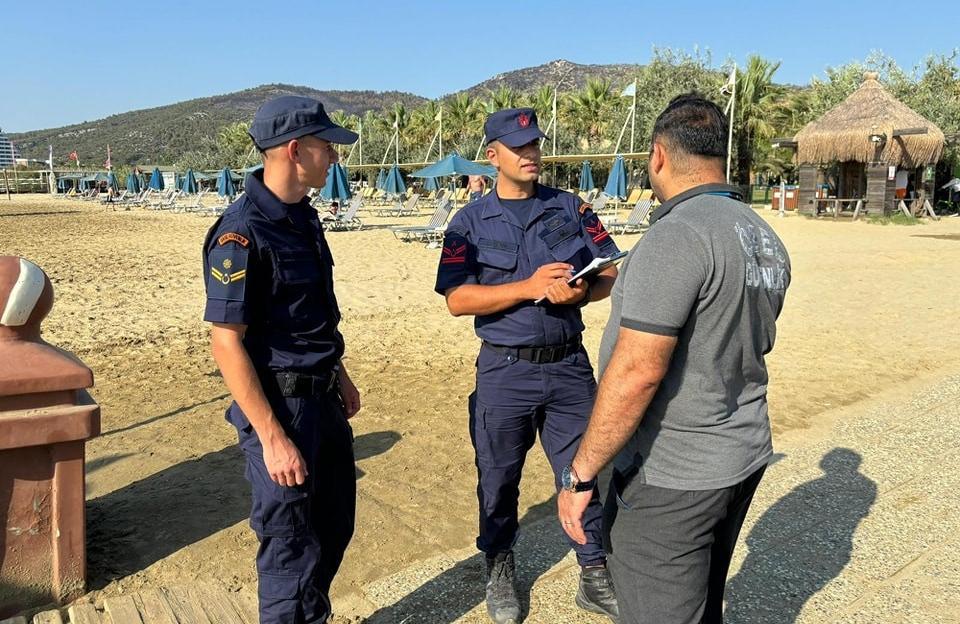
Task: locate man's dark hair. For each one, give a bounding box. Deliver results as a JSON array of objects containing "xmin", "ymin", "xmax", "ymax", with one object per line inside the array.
[{"xmin": 650, "ymin": 93, "xmax": 728, "ymax": 162}]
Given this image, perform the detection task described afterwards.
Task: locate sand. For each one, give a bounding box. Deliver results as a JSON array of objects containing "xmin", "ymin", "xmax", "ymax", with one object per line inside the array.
[{"xmin": 3, "ymin": 194, "xmax": 960, "ymax": 619}]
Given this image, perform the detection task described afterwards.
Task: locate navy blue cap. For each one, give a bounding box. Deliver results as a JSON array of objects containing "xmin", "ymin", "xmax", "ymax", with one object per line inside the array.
[
  {"xmin": 484, "ymin": 108, "xmax": 548, "ymax": 148},
  {"xmin": 249, "ymin": 96, "xmax": 358, "ymax": 150}
]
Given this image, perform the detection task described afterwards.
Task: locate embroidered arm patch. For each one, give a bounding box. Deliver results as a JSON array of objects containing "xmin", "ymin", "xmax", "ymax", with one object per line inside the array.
[{"xmin": 207, "ymin": 247, "xmax": 248, "ymax": 302}]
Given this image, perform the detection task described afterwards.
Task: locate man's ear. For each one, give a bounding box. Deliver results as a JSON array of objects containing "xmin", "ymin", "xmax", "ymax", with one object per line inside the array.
[
  {"xmin": 486, "ymin": 144, "xmax": 499, "ymax": 169},
  {"xmin": 650, "ymin": 142, "xmax": 666, "ymax": 175},
  {"xmin": 286, "ymin": 139, "xmax": 301, "ymax": 164}
]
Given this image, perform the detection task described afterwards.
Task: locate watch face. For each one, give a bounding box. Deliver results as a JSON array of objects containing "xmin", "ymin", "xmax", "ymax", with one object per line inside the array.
[{"xmin": 561, "ymin": 464, "xmax": 575, "ymax": 491}]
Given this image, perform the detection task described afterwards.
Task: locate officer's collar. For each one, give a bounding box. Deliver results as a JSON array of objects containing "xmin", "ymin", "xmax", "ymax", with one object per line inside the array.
[
  {"xmin": 245, "ymin": 169, "xmax": 312, "ymax": 222},
  {"xmin": 481, "ymin": 184, "xmax": 560, "ymax": 228},
  {"xmin": 648, "ymin": 183, "xmax": 742, "ymax": 226}
]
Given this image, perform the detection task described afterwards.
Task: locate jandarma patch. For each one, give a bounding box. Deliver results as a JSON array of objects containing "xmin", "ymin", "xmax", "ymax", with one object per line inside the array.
[{"xmin": 218, "ymin": 232, "xmax": 249, "ymax": 247}]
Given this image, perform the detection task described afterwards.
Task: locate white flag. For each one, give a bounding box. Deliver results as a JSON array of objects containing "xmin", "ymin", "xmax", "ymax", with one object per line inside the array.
[
  {"xmin": 620, "ymin": 81, "xmax": 636, "ymax": 97},
  {"xmin": 721, "ymin": 67, "xmax": 736, "ymax": 96}
]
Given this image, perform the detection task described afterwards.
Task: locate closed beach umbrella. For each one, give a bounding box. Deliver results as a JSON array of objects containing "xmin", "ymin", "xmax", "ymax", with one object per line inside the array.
[
  {"xmin": 375, "ymin": 168, "xmax": 387, "ymax": 190},
  {"xmin": 579, "ymin": 161, "xmax": 595, "ymax": 191},
  {"xmin": 126, "ymin": 173, "xmax": 141, "ymax": 193},
  {"xmin": 320, "ymin": 162, "xmax": 351, "ymax": 200},
  {"xmin": 383, "ymin": 164, "xmax": 406, "ymax": 196},
  {"xmin": 149, "ymin": 167, "xmax": 164, "ymax": 190},
  {"xmin": 107, "ymin": 172, "xmax": 120, "ymax": 193},
  {"xmin": 604, "ymin": 155, "xmax": 626, "ymax": 200},
  {"xmin": 217, "ymin": 168, "xmax": 236, "ymax": 197},
  {"xmin": 180, "ymin": 169, "xmax": 198, "ymax": 194}
]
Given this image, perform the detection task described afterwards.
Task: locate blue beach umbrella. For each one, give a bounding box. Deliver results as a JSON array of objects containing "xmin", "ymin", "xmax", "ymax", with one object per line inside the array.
[
  {"xmin": 180, "ymin": 169, "xmax": 198, "ymax": 194},
  {"xmin": 410, "ymin": 153, "xmax": 496, "ymax": 179},
  {"xmin": 424, "ymin": 176, "xmax": 440, "ymax": 191},
  {"xmin": 375, "ymin": 168, "xmax": 387, "ymax": 190},
  {"xmin": 126, "ymin": 173, "xmax": 141, "ymax": 193},
  {"xmin": 604, "ymin": 155, "xmax": 626, "ymax": 200},
  {"xmin": 579, "ymin": 161, "xmax": 595, "ymax": 191},
  {"xmin": 106, "ymin": 172, "xmax": 120, "ymax": 193},
  {"xmin": 217, "ymin": 168, "xmax": 236, "ymax": 197},
  {"xmin": 320, "ymin": 162, "xmax": 351, "ymax": 200},
  {"xmin": 383, "ymin": 164, "xmax": 406, "ymax": 196},
  {"xmin": 149, "ymin": 167, "xmax": 164, "ymax": 190}
]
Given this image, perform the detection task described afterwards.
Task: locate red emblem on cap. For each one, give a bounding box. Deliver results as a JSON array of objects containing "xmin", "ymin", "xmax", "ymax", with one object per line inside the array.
[{"xmin": 518, "ymin": 112, "xmax": 530, "ymax": 128}]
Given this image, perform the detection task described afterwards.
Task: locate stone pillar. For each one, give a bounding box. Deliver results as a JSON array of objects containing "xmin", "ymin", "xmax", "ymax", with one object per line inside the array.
[{"xmin": 0, "ymin": 256, "xmax": 100, "ymax": 617}]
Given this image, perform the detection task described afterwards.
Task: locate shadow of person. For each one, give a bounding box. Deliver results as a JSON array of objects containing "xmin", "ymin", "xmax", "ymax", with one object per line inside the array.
[
  {"xmin": 86, "ymin": 430, "xmax": 401, "ymax": 589},
  {"xmin": 364, "ymin": 495, "xmax": 580, "ymax": 624},
  {"xmin": 724, "ymin": 448, "xmax": 877, "ymax": 623},
  {"xmin": 355, "ymin": 431, "xmax": 402, "ymax": 480}
]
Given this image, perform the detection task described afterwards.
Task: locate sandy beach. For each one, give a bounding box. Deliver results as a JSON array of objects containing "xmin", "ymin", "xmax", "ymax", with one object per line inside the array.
[{"xmin": 4, "ymin": 194, "xmax": 960, "ymax": 620}]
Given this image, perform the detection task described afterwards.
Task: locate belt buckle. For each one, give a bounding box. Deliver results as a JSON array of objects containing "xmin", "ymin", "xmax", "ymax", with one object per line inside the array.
[{"xmin": 278, "ymin": 372, "xmax": 297, "ymax": 396}]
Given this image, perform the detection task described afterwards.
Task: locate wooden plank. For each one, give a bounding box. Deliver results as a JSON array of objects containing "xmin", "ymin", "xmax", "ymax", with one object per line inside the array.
[
  {"xmin": 103, "ymin": 596, "xmax": 142, "ymax": 624},
  {"xmin": 163, "ymin": 587, "xmax": 211, "ymax": 624},
  {"xmin": 133, "ymin": 589, "xmax": 177, "ymax": 624},
  {"xmin": 924, "ymin": 199, "xmax": 940, "ymax": 221},
  {"xmin": 66, "ymin": 604, "xmax": 102, "ymax": 624},
  {"xmin": 226, "ymin": 589, "xmax": 259, "ymax": 624},
  {"xmin": 852, "ymin": 199, "xmax": 864, "ymax": 220},
  {"xmin": 31, "ymin": 611, "xmax": 64, "ymax": 624},
  {"xmin": 191, "ymin": 586, "xmax": 244, "ymax": 624}
]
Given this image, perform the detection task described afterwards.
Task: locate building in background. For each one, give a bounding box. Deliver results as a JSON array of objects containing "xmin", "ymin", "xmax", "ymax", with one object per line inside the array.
[{"xmin": 0, "ymin": 130, "xmax": 18, "ymax": 168}]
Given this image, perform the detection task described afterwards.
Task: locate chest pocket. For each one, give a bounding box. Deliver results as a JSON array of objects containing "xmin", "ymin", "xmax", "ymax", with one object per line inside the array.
[
  {"xmin": 276, "ymin": 249, "xmax": 321, "ymax": 285},
  {"xmin": 476, "ymin": 238, "xmax": 518, "ymax": 284},
  {"xmin": 540, "ymin": 218, "xmax": 587, "ymax": 264}
]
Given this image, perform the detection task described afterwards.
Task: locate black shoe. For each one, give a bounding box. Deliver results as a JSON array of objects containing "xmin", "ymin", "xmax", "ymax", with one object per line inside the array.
[
  {"xmin": 576, "ymin": 565, "xmax": 619, "ymax": 621},
  {"xmin": 485, "ymin": 551, "xmax": 521, "ymax": 624}
]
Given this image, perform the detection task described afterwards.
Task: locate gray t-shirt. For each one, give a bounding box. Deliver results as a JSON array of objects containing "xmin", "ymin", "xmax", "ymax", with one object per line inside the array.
[{"xmin": 599, "ymin": 184, "xmax": 790, "ymax": 490}]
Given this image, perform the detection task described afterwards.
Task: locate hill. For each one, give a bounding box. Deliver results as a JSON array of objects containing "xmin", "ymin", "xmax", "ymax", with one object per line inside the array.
[
  {"xmin": 10, "ymin": 84, "xmax": 427, "ymax": 166},
  {"xmin": 459, "ymin": 59, "xmax": 644, "ymax": 96}
]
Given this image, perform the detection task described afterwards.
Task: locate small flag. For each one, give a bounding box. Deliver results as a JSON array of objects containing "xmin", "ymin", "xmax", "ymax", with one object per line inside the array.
[
  {"xmin": 721, "ymin": 67, "xmax": 736, "ymax": 96},
  {"xmin": 620, "ymin": 81, "xmax": 637, "ymax": 98}
]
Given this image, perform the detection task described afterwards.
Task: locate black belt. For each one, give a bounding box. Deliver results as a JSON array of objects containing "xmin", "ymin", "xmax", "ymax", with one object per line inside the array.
[
  {"xmin": 482, "ymin": 336, "xmax": 582, "ymax": 364},
  {"xmin": 271, "ymin": 368, "xmax": 340, "ymax": 398}
]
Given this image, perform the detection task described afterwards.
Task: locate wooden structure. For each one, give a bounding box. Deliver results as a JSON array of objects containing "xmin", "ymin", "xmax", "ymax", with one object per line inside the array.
[{"xmin": 787, "ymin": 72, "xmax": 945, "ymax": 217}]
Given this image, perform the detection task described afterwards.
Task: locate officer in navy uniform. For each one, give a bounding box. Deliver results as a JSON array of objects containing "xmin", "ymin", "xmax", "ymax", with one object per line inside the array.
[
  {"xmin": 435, "ymin": 108, "xmax": 621, "ymax": 623},
  {"xmin": 203, "ymin": 96, "xmax": 362, "ymax": 624}
]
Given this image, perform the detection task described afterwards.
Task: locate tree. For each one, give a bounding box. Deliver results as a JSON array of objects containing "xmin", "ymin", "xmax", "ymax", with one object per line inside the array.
[
  {"xmin": 732, "ymin": 55, "xmax": 783, "ymax": 185},
  {"xmin": 565, "ymin": 78, "xmax": 616, "ymax": 151}
]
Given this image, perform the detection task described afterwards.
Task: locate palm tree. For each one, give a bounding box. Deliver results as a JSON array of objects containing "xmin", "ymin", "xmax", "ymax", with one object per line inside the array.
[
  {"xmin": 733, "ymin": 55, "xmax": 783, "ymax": 185},
  {"xmin": 487, "ymin": 85, "xmax": 520, "ymax": 110},
  {"xmin": 527, "ymin": 85, "xmax": 555, "ymax": 126},
  {"xmin": 446, "ymin": 93, "xmax": 484, "ymax": 155},
  {"xmin": 565, "ymin": 78, "xmax": 616, "ymax": 152},
  {"xmin": 409, "ymin": 101, "xmax": 443, "ymax": 160}
]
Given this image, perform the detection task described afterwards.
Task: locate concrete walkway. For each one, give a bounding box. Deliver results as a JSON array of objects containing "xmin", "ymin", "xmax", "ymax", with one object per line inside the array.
[{"xmin": 344, "ymin": 371, "xmax": 960, "ymax": 623}]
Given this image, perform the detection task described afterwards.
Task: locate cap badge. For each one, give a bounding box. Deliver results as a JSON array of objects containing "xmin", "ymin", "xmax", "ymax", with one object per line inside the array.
[{"xmin": 518, "ymin": 112, "xmax": 530, "ymax": 128}]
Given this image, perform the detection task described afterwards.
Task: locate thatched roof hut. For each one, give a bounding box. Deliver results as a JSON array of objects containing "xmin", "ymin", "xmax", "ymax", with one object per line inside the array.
[{"xmin": 795, "ymin": 72, "xmax": 945, "ymax": 168}]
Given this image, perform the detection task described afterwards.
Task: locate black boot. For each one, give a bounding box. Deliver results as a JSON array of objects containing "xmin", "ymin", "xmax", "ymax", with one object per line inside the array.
[
  {"xmin": 485, "ymin": 551, "xmax": 521, "ymax": 624},
  {"xmin": 576, "ymin": 564, "xmax": 619, "ymax": 621}
]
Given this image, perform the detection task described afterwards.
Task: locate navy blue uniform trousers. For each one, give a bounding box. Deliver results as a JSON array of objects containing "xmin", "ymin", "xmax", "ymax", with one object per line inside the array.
[
  {"xmin": 471, "ymin": 344, "xmax": 605, "ymax": 566},
  {"xmin": 231, "ymin": 391, "xmax": 355, "ymax": 624}
]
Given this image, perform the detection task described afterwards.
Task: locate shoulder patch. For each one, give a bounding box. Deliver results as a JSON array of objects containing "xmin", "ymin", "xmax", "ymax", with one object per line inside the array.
[
  {"xmin": 218, "ymin": 232, "xmax": 249, "ymax": 247},
  {"xmin": 579, "ymin": 203, "xmax": 591, "ymax": 215},
  {"xmin": 207, "ymin": 247, "xmax": 248, "ymax": 301}
]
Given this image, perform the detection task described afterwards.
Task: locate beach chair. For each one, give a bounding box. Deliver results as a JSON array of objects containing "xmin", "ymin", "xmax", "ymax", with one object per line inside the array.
[
  {"xmin": 323, "ymin": 196, "xmax": 364, "ymax": 231},
  {"xmin": 590, "ymin": 193, "xmax": 613, "ymax": 216},
  {"xmin": 579, "ymin": 189, "xmax": 598, "ymax": 203},
  {"xmin": 390, "ymin": 199, "xmax": 453, "ymax": 242},
  {"xmin": 374, "ymin": 193, "xmax": 419, "ymax": 217},
  {"xmin": 605, "ymin": 198, "xmax": 654, "ymax": 234}
]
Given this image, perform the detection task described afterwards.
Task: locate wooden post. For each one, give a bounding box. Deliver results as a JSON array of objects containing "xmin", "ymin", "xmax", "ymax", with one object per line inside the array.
[{"xmin": 3, "ymin": 169, "xmax": 10, "ymax": 200}]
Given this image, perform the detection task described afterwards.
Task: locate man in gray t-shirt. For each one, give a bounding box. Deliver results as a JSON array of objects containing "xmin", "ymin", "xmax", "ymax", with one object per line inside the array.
[{"xmin": 557, "ymin": 94, "xmax": 790, "ymax": 624}]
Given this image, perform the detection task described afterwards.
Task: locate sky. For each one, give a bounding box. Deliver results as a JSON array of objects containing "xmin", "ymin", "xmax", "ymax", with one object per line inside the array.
[{"xmin": 3, "ymin": 0, "xmax": 958, "ymax": 133}]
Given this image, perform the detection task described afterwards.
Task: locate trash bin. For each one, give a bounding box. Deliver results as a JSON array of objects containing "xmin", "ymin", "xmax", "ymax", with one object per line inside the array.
[{"xmin": 0, "ymin": 256, "xmax": 100, "ymax": 617}]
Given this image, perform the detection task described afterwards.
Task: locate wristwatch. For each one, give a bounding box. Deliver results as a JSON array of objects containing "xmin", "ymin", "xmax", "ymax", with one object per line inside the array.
[{"xmin": 561, "ymin": 464, "xmax": 596, "ymax": 493}]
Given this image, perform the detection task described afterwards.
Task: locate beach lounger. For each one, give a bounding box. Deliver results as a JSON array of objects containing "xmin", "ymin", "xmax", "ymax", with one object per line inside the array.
[
  {"xmin": 374, "ymin": 194, "xmax": 419, "ymax": 217},
  {"xmin": 605, "ymin": 198, "xmax": 654, "ymax": 234},
  {"xmin": 323, "ymin": 196, "xmax": 364, "ymax": 231},
  {"xmin": 390, "ymin": 199, "xmax": 453, "ymax": 242}
]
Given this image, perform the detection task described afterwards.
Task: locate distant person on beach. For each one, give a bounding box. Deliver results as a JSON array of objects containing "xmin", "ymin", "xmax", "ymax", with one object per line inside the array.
[
  {"xmin": 557, "ymin": 94, "xmax": 792, "ymax": 624},
  {"xmin": 202, "ymin": 96, "xmax": 361, "ymax": 624},
  {"xmin": 435, "ymin": 108, "xmax": 621, "ymax": 623},
  {"xmin": 468, "ymin": 174, "xmax": 486, "ymax": 202}
]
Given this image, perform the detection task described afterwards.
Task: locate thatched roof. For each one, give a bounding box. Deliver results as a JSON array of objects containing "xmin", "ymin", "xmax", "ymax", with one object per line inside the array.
[{"xmin": 795, "ymin": 72, "xmax": 945, "ymax": 167}]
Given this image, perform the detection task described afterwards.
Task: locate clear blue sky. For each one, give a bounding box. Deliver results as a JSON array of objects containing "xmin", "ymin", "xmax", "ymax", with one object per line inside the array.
[{"xmin": 4, "ymin": 0, "xmax": 958, "ymax": 133}]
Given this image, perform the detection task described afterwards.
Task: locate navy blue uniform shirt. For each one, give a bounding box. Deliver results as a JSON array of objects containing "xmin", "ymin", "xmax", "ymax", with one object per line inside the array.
[
  {"xmin": 435, "ymin": 184, "xmax": 619, "ymax": 347},
  {"xmin": 203, "ymin": 170, "xmax": 343, "ymax": 373}
]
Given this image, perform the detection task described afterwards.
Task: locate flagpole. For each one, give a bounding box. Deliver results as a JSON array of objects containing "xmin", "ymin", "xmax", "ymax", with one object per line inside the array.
[
  {"xmin": 726, "ymin": 63, "xmax": 736, "ymax": 184},
  {"xmin": 630, "ymin": 87, "xmax": 637, "ymax": 154},
  {"xmin": 439, "ymin": 106, "xmax": 443, "ymax": 159}
]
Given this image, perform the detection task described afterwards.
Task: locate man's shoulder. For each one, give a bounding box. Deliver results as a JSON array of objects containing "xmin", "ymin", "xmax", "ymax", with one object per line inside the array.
[{"xmin": 205, "ymin": 198, "xmax": 258, "ymax": 251}]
